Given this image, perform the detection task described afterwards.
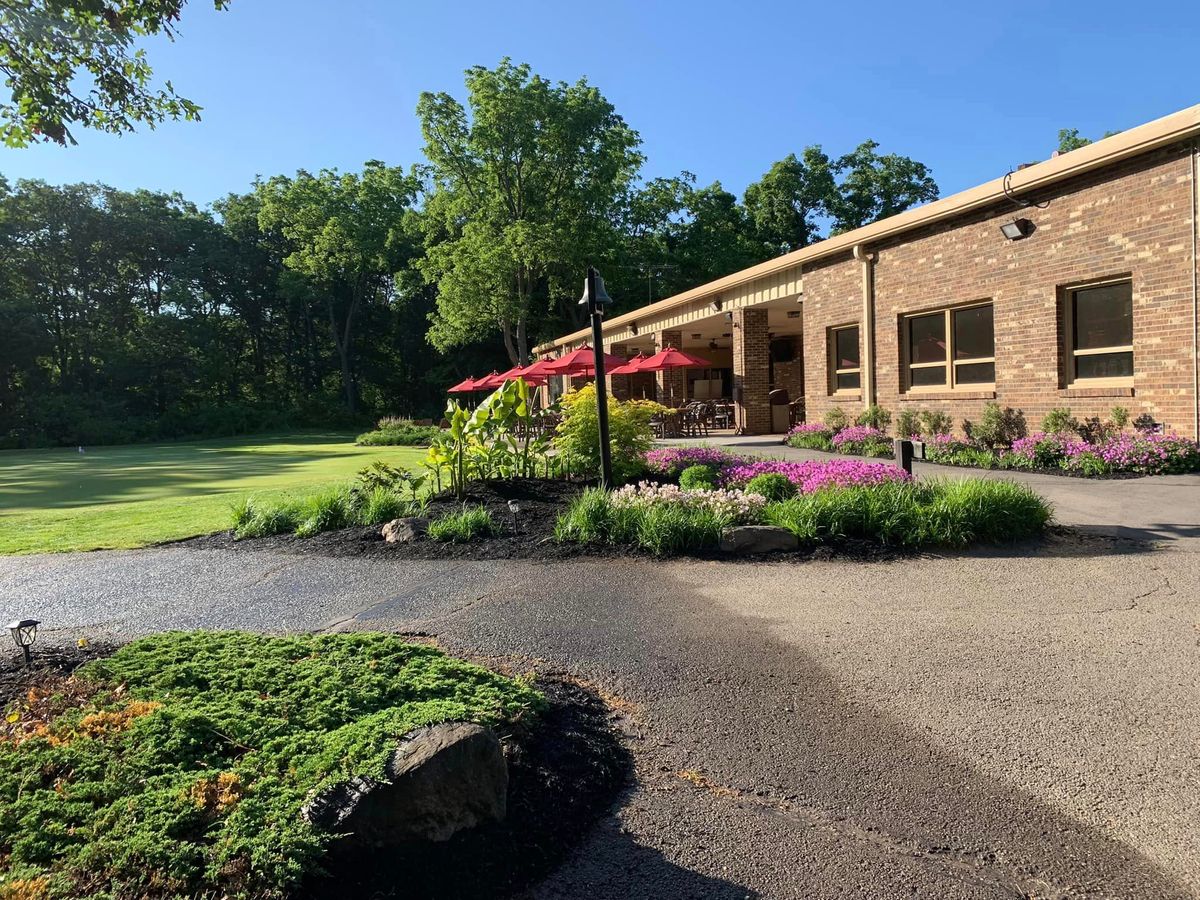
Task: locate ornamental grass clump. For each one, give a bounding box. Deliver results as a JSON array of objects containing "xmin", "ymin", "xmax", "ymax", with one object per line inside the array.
[
  {"xmin": 427, "ymin": 505, "xmax": 500, "ymax": 542},
  {"xmin": 0, "ymin": 632, "xmax": 543, "ymax": 900}
]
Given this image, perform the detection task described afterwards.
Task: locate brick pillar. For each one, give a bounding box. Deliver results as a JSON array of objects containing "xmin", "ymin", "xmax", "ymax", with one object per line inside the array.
[
  {"xmin": 656, "ymin": 329, "xmax": 686, "ymax": 406},
  {"xmin": 733, "ymin": 307, "xmax": 772, "ymax": 434},
  {"xmin": 608, "ymin": 342, "xmax": 631, "ymax": 401}
]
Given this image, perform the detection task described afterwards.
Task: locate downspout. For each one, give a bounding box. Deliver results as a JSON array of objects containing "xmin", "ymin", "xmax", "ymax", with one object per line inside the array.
[
  {"xmin": 853, "ymin": 244, "xmax": 877, "ymax": 410},
  {"xmin": 1192, "ymin": 140, "xmax": 1199, "ymax": 439}
]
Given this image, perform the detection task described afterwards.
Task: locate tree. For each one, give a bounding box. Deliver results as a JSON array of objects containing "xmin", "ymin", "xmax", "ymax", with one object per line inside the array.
[
  {"xmin": 0, "ymin": 0, "xmax": 228, "ymax": 147},
  {"xmin": 255, "ymin": 162, "xmax": 421, "ymax": 413},
  {"xmin": 1057, "ymin": 127, "xmax": 1121, "ymax": 154},
  {"xmin": 417, "ymin": 60, "xmax": 643, "ymax": 364},
  {"xmin": 743, "ymin": 147, "xmax": 837, "ymax": 253},
  {"xmin": 671, "ymin": 181, "xmax": 769, "ymax": 288},
  {"xmin": 828, "ymin": 140, "xmax": 939, "ymax": 233}
]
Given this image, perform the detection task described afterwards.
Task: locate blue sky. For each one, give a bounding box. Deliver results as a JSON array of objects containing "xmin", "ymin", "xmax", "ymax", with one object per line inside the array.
[{"xmin": 2, "ymin": 0, "xmax": 1197, "ymax": 208}]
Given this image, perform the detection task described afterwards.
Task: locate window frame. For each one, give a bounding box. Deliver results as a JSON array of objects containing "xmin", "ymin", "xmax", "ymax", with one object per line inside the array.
[
  {"xmin": 901, "ymin": 300, "xmax": 996, "ymax": 393},
  {"xmin": 1063, "ymin": 278, "xmax": 1134, "ymax": 388},
  {"xmin": 827, "ymin": 323, "xmax": 861, "ymax": 395}
]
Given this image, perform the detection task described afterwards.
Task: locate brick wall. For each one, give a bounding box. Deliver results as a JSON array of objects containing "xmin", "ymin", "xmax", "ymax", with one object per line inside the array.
[
  {"xmin": 801, "ymin": 142, "xmax": 1200, "ymax": 437},
  {"xmin": 608, "ymin": 343, "xmax": 631, "ymax": 401},
  {"xmin": 732, "ymin": 308, "xmax": 773, "ymax": 433},
  {"xmin": 656, "ymin": 330, "xmax": 686, "ymax": 404}
]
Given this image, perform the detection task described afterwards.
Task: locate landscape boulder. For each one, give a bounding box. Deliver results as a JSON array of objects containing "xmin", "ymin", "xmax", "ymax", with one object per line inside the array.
[
  {"xmin": 718, "ymin": 525, "xmax": 799, "ymax": 554},
  {"xmin": 381, "ymin": 516, "xmax": 429, "ymax": 543},
  {"xmin": 302, "ymin": 722, "xmax": 507, "ymax": 844}
]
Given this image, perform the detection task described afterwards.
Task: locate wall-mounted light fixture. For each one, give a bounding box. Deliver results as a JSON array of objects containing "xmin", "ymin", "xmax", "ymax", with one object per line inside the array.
[
  {"xmin": 1000, "ymin": 218, "xmax": 1036, "ymax": 241},
  {"xmin": 710, "ymin": 298, "xmax": 723, "ymax": 312},
  {"xmin": 629, "ymin": 321, "xmax": 638, "ymax": 336},
  {"xmin": 723, "ymin": 311, "xmax": 733, "ymax": 322}
]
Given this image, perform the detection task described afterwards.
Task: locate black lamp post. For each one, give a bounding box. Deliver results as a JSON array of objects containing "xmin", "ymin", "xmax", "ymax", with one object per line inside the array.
[
  {"xmin": 8, "ymin": 619, "xmax": 39, "ymax": 669},
  {"xmin": 580, "ymin": 266, "xmax": 614, "ymax": 488}
]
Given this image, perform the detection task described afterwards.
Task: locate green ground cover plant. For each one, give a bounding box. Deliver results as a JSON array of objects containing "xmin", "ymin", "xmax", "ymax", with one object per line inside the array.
[
  {"xmin": 744, "ymin": 472, "xmax": 797, "ymax": 502},
  {"xmin": 426, "ymin": 505, "xmax": 501, "ymax": 542},
  {"xmin": 679, "ymin": 464, "xmax": 720, "ymax": 490},
  {"xmin": 0, "ymin": 435, "xmax": 426, "ymax": 554},
  {"xmin": 0, "ymin": 632, "xmax": 543, "ymax": 900}
]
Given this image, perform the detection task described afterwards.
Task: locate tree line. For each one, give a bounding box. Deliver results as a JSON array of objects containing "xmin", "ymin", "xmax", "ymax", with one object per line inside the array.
[{"xmin": 0, "ymin": 59, "xmax": 942, "ymax": 448}]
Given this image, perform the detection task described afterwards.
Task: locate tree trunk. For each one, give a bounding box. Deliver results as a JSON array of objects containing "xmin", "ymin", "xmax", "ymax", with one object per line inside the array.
[
  {"xmin": 516, "ymin": 315, "xmax": 528, "ymax": 366},
  {"xmin": 499, "ymin": 317, "xmax": 518, "ymax": 366}
]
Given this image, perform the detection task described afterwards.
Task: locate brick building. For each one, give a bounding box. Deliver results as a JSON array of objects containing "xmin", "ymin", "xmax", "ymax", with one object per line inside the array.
[{"xmin": 537, "ymin": 105, "xmax": 1200, "ymax": 438}]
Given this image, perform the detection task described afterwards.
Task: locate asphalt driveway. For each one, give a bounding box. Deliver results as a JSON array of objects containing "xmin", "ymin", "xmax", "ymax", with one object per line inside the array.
[{"xmin": 2, "ymin": 529, "xmax": 1198, "ymax": 898}]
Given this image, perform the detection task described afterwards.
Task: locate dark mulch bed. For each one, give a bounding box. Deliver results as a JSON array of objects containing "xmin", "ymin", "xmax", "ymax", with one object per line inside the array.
[
  {"xmin": 1, "ymin": 645, "xmax": 631, "ymax": 900},
  {"xmin": 0, "ymin": 640, "xmax": 115, "ymax": 705},
  {"xmin": 308, "ymin": 677, "xmax": 631, "ymax": 899},
  {"xmin": 178, "ymin": 477, "xmax": 906, "ymax": 564}
]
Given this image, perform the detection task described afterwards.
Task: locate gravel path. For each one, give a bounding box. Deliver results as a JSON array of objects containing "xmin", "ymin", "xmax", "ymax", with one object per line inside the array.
[{"xmin": 2, "ymin": 529, "xmax": 1198, "ymax": 898}]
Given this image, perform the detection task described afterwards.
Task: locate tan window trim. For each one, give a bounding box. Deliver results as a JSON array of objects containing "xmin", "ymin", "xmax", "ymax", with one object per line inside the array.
[
  {"xmin": 901, "ymin": 301, "xmax": 996, "ymax": 393},
  {"xmin": 1063, "ymin": 279, "xmax": 1134, "ymax": 388},
  {"xmin": 828, "ymin": 323, "xmax": 862, "ymax": 396}
]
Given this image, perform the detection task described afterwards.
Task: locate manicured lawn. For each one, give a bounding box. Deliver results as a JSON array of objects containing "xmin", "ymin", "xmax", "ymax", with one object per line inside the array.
[{"xmin": 0, "ymin": 433, "xmax": 426, "ymax": 554}]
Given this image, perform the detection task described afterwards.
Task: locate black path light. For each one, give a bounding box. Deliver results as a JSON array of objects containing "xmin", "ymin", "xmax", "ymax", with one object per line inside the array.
[
  {"xmin": 579, "ymin": 266, "xmax": 614, "ymax": 487},
  {"xmin": 8, "ymin": 619, "xmax": 39, "ymax": 669}
]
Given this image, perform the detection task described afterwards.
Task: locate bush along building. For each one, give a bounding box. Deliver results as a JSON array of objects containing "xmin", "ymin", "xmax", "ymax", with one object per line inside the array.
[{"xmin": 537, "ymin": 104, "xmax": 1200, "ymax": 438}]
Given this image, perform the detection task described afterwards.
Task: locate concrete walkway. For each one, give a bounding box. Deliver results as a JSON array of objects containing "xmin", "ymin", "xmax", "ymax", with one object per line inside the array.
[{"xmin": 662, "ymin": 434, "xmax": 1200, "ymax": 548}]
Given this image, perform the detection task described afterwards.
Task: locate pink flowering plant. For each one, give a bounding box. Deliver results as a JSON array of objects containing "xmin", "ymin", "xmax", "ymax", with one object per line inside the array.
[
  {"xmin": 643, "ymin": 446, "xmax": 740, "ymax": 478},
  {"xmin": 610, "ymin": 482, "xmax": 766, "ymax": 522},
  {"xmin": 786, "ymin": 422, "xmax": 835, "ymax": 451},
  {"xmin": 829, "ymin": 425, "xmax": 892, "ymax": 457},
  {"xmin": 721, "ymin": 458, "xmax": 912, "ymax": 493}
]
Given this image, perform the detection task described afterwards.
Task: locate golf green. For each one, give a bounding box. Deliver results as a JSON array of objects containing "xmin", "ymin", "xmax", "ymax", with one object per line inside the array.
[{"xmin": 0, "ymin": 433, "xmax": 426, "ymax": 554}]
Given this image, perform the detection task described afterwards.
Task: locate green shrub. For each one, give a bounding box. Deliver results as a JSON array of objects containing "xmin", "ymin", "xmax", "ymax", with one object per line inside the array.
[
  {"xmin": 764, "ymin": 479, "xmax": 1051, "ymax": 548},
  {"xmin": 356, "ymin": 420, "xmax": 442, "ymax": 446},
  {"xmin": 786, "ymin": 426, "xmax": 834, "ymax": 451},
  {"xmin": 1110, "ymin": 406, "xmax": 1130, "ymax": 429},
  {"xmin": 965, "ymin": 402, "xmax": 1026, "ymax": 448},
  {"xmin": 745, "ymin": 472, "xmax": 797, "ymax": 502},
  {"xmin": 855, "ymin": 404, "xmax": 892, "ymax": 431},
  {"xmin": 427, "ymin": 505, "xmax": 500, "ymax": 542},
  {"xmin": 294, "ymin": 486, "xmax": 354, "ymax": 537},
  {"xmin": 679, "ymin": 464, "xmax": 719, "ymax": 491},
  {"xmin": 895, "ymin": 409, "xmax": 921, "ymax": 439},
  {"xmin": 1041, "ymin": 406, "xmax": 1079, "ymax": 436},
  {"xmin": 823, "ymin": 407, "xmax": 850, "ymax": 431},
  {"xmin": 554, "ymin": 384, "xmax": 659, "ymax": 482},
  {"xmin": 0, "ymin": 632, "xmax": 542, "ymax": 899},
  {"xmin": 919, "ymin": 409, "xmax": 953, "ymax": 436}
]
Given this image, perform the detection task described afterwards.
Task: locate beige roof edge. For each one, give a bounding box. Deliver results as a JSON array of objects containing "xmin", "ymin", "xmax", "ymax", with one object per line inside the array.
[{"xmin": 538, "ymin": 103, "xmax": 1200, "ymax": 353}]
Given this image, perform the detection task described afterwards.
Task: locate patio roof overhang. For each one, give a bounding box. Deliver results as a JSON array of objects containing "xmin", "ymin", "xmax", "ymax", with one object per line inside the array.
[{"xmin": 536, "ymin": 102, "xmax": 1200, "ymax": 355}]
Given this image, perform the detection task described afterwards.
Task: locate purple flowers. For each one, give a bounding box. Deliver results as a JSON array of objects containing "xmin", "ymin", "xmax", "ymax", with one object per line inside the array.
[
  {"xmin": 830, "ymin": 425, "xmax": 887, "ymax": 449},
  {"xmin": 721, "ymin": 459, "xmax": 912, "ymax": 493},
  {"xmin": 643, "ymin": 446, "xmax": 736, "ymax": 477},
  {"xmin": 787, "ymin": 423, "xmax": 831, "ymax": 436}
]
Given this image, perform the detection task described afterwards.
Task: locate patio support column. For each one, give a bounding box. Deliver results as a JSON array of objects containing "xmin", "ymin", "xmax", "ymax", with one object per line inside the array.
[
  {"xmin": 608, "ymin": 342, "xmax": 631, "ymax": 401},
  {"xmin": 656, "ymin": 329, "xmax": 686, "ymax": 404},
  {"xmin": 732, "ymin": 307, "xmax": 772, "ymax": 434}
]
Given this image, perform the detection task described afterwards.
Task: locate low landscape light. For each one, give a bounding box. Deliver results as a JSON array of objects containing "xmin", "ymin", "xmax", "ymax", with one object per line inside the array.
[
  {"xmin": 1000, "ymin": 218, "xmax": 1036, "ymax": 241},
  {"xmin": 8, "ymin": 619, "xmax": 39, "ymax": 669},
  {"xmin": 507, "ymin": 499, "xmax": 521, "ymax": 533}
]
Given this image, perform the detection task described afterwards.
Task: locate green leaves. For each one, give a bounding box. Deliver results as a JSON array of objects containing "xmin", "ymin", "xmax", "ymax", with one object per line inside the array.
[{"xmin": 0, "ymin": 0, "xmax": 230, "ymax": 147}]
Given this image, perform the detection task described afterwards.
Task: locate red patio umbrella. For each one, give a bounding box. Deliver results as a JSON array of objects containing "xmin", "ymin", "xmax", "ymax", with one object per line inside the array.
[
  {"xmin": 636, "ymin": 346, "xmax": 713, "ymax": 371},
  {"xmin": 447, "ymin": 375, "xmax": 479, "ymax": 393},
  {"xmin": 608, "ymin": 352, "xmax": 648, "ymax": 375},
  {"xmin": 542, "ymin": 345, "xmax": 626, "ymax": 376},
  {"xmin": 520, "ymin": 356, "xmax": 560, "ymax": 377},
  {"xmin": 473, "ymin": 370, "xmax": 504, "ymax": 390}
]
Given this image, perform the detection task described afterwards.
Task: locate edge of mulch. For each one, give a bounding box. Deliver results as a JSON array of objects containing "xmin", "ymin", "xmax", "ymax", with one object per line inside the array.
[
  {"xmin": 304, "ymin": 675, "xmax": 631, "ymax": 899},
  {"xmin": 0, "ymin": 641, "xmax": 116, "ymax": 705}
]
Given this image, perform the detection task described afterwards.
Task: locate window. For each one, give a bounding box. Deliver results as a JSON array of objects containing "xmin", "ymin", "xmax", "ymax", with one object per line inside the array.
[
  {"xmin": 903, "ymin": 303, "xmax": 994, "ymax": 391},
  {"xmin": 1066, "ymin": 281, "xmax": 1132, "ymax": 383},
  {"xmin": 829, "ymin": 325, "xmax": 860, "ymax": 392}
]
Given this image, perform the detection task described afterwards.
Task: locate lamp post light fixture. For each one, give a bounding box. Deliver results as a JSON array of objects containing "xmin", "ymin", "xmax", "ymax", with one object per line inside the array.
[
  {"xmin": 8, "ymin": 619, "xmax": 39, "ymax": 669},
  {"xmin": 579, "ymin": 266, "xmax": 614, "ymax": 488}
]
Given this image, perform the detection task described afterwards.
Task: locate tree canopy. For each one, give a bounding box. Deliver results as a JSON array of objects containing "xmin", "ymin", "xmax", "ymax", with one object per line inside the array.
[
  {"xmin": 0, "ymin": 0, "xmax": 228, "ymax": 146},
  {"xmin": 0, "ymin": 59, "xmax": 941, "ymax": 447}
]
